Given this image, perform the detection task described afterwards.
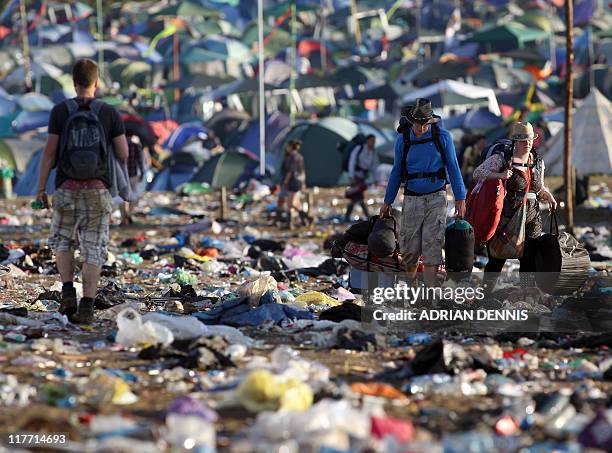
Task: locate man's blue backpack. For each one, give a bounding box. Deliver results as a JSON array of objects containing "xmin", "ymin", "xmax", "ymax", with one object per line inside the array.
[{"xmin": 58, "ymin": 99, "xmax": 108, "ymax": 180}]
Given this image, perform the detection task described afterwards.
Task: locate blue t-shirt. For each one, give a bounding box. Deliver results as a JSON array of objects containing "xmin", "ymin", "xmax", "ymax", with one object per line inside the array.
[{"xmin": 383, "ymin": 126, "xmax": 467, "ymax": 204}]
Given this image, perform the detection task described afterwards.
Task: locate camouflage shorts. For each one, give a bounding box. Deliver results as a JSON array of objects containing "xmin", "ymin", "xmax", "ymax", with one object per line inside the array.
[
  {"xmin": 400, "ymin": 190, "xmax": 447, "ymax": 267},
  {"xmin": 48, "ymin": 189, "xmax": 112, "ymax": 267}
]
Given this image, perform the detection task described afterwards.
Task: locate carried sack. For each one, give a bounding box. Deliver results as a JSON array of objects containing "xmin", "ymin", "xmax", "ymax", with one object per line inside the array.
[
  {"xmin": 445, "ymin": 219, "xmax": 474, "ymax": 272},
  {"xmin": 466, "ymin": 178, "xmax": 506, "ymax": 245},
  {"xmin": 343, "ymin": 241, "xmax": 404, "ymax": 273},
  {"xmin": 535, "ymin": 213, "xmax": 591, "ymax": 295},
  {"xmin": 466, "ymin": 141, "xmax": 513, "ymax": 245},
  {"xmin": 345, "ymin": 180, "xmax": 367, "ymax": 200},
  {"xmin": 488, "ymin": 193, "xmax": 531, "ymax": 259},
  {"xmin": 59, "ymin": 99, "xmax": 108, "ymax": 181},
  {"xmin": 368, "ymin": 215, "xmax": 399, "ymax": 258}
]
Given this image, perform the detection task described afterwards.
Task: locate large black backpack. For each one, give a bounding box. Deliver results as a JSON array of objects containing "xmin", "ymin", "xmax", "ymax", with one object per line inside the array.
[
  {"xmin": 58, "ymin": 99, "xmax": 108, "ymax": 181},
  {"xmin": 400, "ymin": 120, "xmax": 448, "ymax": 183},
  {"xmin": 476, "ymin": 138, "xmax": 514, "ymax": 168}
]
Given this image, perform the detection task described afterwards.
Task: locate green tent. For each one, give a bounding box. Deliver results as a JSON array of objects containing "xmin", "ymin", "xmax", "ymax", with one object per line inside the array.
[
  {"xmin": 277, "ymin": 117, "xmax": 359, "ymax": 187},
  {"xmin": 465, "ymin": 22, "xmax": 549, "ymax": 53},
  {"xmin": 190, "ymin": 150, "xmax": 254, "ymax": 189},
  {"xmin": 0, "ymin": 138, "xmax": 44, "ymax": 172}
]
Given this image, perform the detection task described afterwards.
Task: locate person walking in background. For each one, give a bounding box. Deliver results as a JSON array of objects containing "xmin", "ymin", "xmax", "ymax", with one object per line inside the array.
[
  {"xmin": 474, "ymin": 122, "xmax": 556, "ymax": 291},
  {"xmin": 277, "ymin": 139, "xmax": 311, "ymax": 229},
  {"xmin": 121, "ymin": 132, "xmax": 150, "ymax": 225},
  {"xmin": 345, "ymin": 134, "xmax": 379, "ymax": 222},
  {"xmin": 35, "ymin": 59, "xmax": 129, "ymax": 324},
  {"xmin": 380, "ymin": 99, "xmax": 466, "ymax": 287},
  {"xmin": 462, "ymin": 134, "xmax": 486, "ymax": 190}
]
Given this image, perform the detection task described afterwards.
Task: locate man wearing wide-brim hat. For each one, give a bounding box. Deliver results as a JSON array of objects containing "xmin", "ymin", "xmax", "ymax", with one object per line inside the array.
[{"xmin": 380, "ymin": 98, "xmax": 467, "ymax": 286}]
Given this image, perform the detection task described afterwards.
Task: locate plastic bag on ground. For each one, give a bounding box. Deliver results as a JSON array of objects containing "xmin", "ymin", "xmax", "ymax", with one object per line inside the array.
[
  {"xmin": 282, "ymin": 254, "xmax": 329, "ymax": 270},
  {"xmin": 235, "ymin": 369, "xmax": 313, "ymax": 413},
  {"xmin": 293, "ymin": 291, "xmax": 342, "ymax": 308},
  {"xmin": 142, "ymin": 313, "xmax": 206, "ymax": 341},
  {"xmin": 165, "ymin": 413, "xmax": 216, "ymax": 451},
  {"xmin": 116, "ymin": 308, "xmax": 174, "ymax": 347},
  {"xmin": 238, "ymin": 275, "xmax": 279, "ymax": 305},
  {"xmin": 248, "ymin": 398, "xmax": 375, "ymax": 444}
]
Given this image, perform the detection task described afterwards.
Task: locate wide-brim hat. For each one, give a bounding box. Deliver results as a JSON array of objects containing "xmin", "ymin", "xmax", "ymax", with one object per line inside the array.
[
  {"xmin": 402, "ymin": 98, "xmax": 440, "ymax": 125},
  {"xmin": 509, "ymin": 121, "xmax": 538, "ymax": 141}
]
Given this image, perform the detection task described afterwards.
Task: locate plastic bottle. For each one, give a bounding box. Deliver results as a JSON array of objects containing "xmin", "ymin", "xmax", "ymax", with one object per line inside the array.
[{"xmin": 4, "ymin": 332, "xmax": 26, "ymax": 342}]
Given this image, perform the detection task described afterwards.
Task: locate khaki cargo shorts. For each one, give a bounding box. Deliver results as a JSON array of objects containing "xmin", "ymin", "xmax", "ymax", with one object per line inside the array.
[
  {"xmin": 48, "ymin": 189, "xmax": 113, "ymax": 267},
  {"xmin": 400, "ymin": 190, "xmax": 447, "ymax": 267}
]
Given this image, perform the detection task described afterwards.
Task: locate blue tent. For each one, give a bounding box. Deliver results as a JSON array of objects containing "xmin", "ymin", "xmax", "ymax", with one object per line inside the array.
[
  {"xmin": 163, "ymin": 122, "xmax": 208, "ymax": 152},
  {"xmin": 235, "ymin": 112, "xmax": 290, "ymax": 155},
  {"xmin": 14, "ymin": 149, "xmax": 56, "ymax": 196},
  {"xmin": 444, "ymin": 107, "xmax": 503, "ymax": 131},
  {"xmin": 13, "ymin": 110, "xmax": 50, "ymax": 133},
  {"xmin": 149, "ymin": 150, "xmax": 207, "ymax": 191}
]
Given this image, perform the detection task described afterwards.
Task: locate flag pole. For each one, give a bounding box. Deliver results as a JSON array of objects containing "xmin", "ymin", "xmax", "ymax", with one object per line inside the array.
[
  {"xmin": 289, "ymin": 3, "xmax": 297, "ymax": 127},
  {"xmin": 564, "ymin": 0, "xmax": 574, "ymax": 233},
  {"xmin": 18, "ymin": 0, "xmax": 32, "ymax": 92},
  {"xmin": 96, "ymin": 0, "xmax": 104, "ymax": 79},
  {"xmin": 257, "ymin": 0, "xmax": 266, "ymax": 176}
]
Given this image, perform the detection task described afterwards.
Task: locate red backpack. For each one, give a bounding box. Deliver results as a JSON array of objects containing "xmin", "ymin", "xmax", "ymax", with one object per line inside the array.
[{"xmin": 465, "ymin": 140, "xmax": 513, "ymax": 245}]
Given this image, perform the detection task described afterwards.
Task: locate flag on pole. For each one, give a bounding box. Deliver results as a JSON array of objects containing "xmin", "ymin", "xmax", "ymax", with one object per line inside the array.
[{"xmin": 145, "ymin": 23, "xmax": 177, "ymax": 57}]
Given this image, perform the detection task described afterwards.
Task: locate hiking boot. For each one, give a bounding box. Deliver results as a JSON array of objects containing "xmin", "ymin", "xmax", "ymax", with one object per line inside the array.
[
  {"xmin": 70, "ymin": 299, "xmax": 95, "ymax": 325},
  {"xmin": 59, "ymin": 287, "xmax": 78, "ymax": 317}
]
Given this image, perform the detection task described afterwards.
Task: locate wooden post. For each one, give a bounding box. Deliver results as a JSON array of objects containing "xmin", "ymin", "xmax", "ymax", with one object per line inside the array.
[
  {"xmin": 564, "ymin": 0, "xmax": 574, "ymax": 233},
  {"xmin": 19, "ymin": 0, "xmax": 32, "ymax": 92},
  {"xmin": 220, "ymin": 186, "xmax": 227, "ymax": 221},
  {"xmin": 307, "ymin": 190, "xmax": 314, "ymax": 216}
]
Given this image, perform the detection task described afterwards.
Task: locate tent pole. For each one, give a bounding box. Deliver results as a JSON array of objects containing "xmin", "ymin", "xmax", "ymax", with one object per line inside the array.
[
  {"xmin": 19, "ymin": 0, "xmax": 32, "ymax": 92},
  {"xmin": 173, "ymin": 29, "xmax": 180, "ymax": 102},
  {"xmin": 96, "ymin": 0, "xmax": 104, "ymax": 80},
  {"xmin": 289, "ymin": 3, "xmax": 297, "ymax": 127},
  {"xmin": 257, "ymin": 0, "xmax": 266, "ymax": 176},
  {"xmin": 564, "ymin": 0, "xmax": 574, "ymax": 233}
]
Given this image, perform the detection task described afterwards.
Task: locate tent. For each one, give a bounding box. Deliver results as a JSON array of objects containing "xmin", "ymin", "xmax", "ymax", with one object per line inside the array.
[
  {"xmin": 233, "ymin": 111, "xmax": 290, "ymax": 155},
  {"xmin": 163, "ymin": 122, "xmax": 208, "ymax": 153},
  {"xmin": 443, "ymin": 107, "xmax": 503, "ymax": 131},
  {"xmin": 206, "ymin": 110, "xmax": 251, "ymax": 146},
  {"xmin": 190, "ymin": 149, "xmax": 258, "ymax": 189},
  {"xmin": 543, "ymin": 89, "xmax": 611, "ymax": 176},
  {"xmin": 149, "ymin": 150, "xmax": 208, "ymax": 192},
  {"xmin": 573, "ymin": 65, "xmax": 612, "ymax": 100},
  {"xmin": 277, "ymin": 117, "xmax": 359, "ymax": 187},
  {"xmin": 465, "ymin": 22, "xmax": 549, "ymax": 53},
  {"xmin": 0, "ymin": 138, "xmax": 44, "ymax": 173},
  {"xmin": 400, "ymin": 80, "xmax": 501, "ymax": 116}
]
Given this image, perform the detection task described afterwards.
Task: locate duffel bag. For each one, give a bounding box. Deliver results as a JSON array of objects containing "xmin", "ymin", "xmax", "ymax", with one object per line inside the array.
[
  {"xmin": 343, "ymin": 241, "xmax": 404, "ymax": 273},
  {"xmin": 445, "ymin": 219, "xmax": 474, "ymax": 272},
  {"xmin": 535, "ymin": 212, "xmax": 591, "ymax": 295},
  {"xmin": 368, "ymin": 215, "xmax": 399, "ymax": 258}
]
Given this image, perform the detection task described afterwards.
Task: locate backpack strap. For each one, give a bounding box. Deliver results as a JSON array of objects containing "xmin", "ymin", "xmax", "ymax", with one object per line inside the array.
[
  {"xmin": 64, "ymin": 99, "xmax": 79, "ymax": 115},
  {"xmin": 400, "ymin": 131, "xmax": 411, "ymax": 182},
  {"xmin": 431, "ymin": 123, "xmax": 448, "ymax": 169},
  {"xmin": 89, "ymin": 99, "xmax": 104, "ymax": 116}
]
